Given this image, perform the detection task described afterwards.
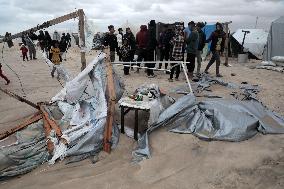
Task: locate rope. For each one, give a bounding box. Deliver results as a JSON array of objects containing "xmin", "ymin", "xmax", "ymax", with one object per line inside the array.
[{"xmin": 1, "ymin": 43, "xmax": 27, "ymax": 97}]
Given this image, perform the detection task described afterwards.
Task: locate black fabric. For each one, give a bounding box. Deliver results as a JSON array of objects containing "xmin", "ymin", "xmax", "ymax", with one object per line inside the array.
[
  {"xmin": 159, "ymin": 48, "xmax": 170, "ymax": 69},
  {"xmin": 147, "ymin": 50, "xmax": 155, "ymax": 76},
  {"xmin": 198, "ymin": 30, "xmax": 206, "ymax": 51},
  {"xmin": 103, "ymin": 33, "xmax": 118, "ymax": 52},
  {"xmin": 136, "ymin": 48, "xmax": 148, "ymax": 67},
  {"xmin": 206, "ymin": 30, "xmax": 226, "ymax": 52},
  {"xmin": 186, "ymin": 53, "xmax": 196, "ymax": 72}
]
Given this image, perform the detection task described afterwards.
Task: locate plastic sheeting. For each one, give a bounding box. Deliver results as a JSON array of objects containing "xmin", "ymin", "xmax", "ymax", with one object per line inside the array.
[
  {"xmin": 233, "ymin": 29, "xmax": 268, "ymax": 59},
  {"xmin": 133, "ymin": 94, "xmax": 284, "ymax": 161},
  {"xmin": 0, "ymin": 53, "xmax": 124, "ymax": 178}
]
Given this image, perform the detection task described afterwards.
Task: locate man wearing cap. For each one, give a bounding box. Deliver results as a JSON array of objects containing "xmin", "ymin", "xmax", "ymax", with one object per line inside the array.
[{"xmin": 104, "ymin": 25, "xmax": 118, "ymax": 62}]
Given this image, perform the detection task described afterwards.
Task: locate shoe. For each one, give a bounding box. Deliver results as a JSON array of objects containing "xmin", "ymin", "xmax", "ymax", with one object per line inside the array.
[
  {"xmin": 166, "ymin": 71, "xmax": 170, "ymax": 74},
  {"xmin": 148, "ymin": 75, "xmax": 156, "ymax": 78},
  {"xmin": 216, "ymin": 74, "xmax": 223, "ymax": 77},
  {"xmin": 33, "ymin": 58, "xmax": 37, "ymax": 60},
  {"xmin": 168, "ymin": 78, "xmax": 173, "ymax": 82},
  {"xmin": 5, "ymin": 80, "xmax": 10, "ymax": 85}
]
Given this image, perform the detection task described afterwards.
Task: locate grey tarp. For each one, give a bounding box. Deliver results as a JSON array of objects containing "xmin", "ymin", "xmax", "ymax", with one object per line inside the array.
[
  {"xmin": 133, "ymin": 94, "xmax": 284, "ymax": 161},
  {"xmin": 264, "ymin": 16, "xmax": 284, "ymax": 61},
  {"xmin": 0, "ymin": 54, "xmax": 124, "ymax": 178}
]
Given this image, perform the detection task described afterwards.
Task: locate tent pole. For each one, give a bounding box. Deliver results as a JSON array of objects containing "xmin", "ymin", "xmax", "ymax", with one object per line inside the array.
[
  {"xmin": 103, "ymin": 47, "xmax": 117, "ymax": 153},
  {"xmin": 224, "ymin": 21, "xmax": 232, "ymax": 66},
  {"xmin": 78, "ymin": 9, "xmax": 86, "ymax": 71}
]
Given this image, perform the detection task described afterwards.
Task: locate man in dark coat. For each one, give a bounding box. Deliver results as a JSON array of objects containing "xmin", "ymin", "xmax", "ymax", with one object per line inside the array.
[
  {"xmin": 103, "ymin": 25, "xmax": 118, "ymax": 62},
  {"xmin": 196, "ymin": 22, "xmax": 206, "ymax": 76}
]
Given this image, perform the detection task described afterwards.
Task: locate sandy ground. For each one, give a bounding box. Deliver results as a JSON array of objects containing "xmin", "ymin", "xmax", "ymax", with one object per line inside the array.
[{"xmin": 0, "ymin": 43, "xmax": 283, "ymax": 189}]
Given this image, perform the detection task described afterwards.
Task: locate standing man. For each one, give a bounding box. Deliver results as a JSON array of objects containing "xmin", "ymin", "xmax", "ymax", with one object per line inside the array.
[
  {"xmin": 104, "ymin": 25, "xmax": 118, "ymax": 62},
  {"xmin": 146, "ymin": 20, "xmax": 158, "ymax": 78},
  {"xmin": 159, "ymin": 25, "xmax": 174, "ymax": 71},
  {"xmin": 59, "ymin": 33, "xmax": 68, "ymax": 61},
  {"xmin": 53, "ymin": 31, "xmax": 61, "ymax": 42},
  {"xmin": 117, "ymin": 28, "xmax": 124, "ymax": 61},
  {"xmin": 24, "ymin": 32, "xmax": 37, "ymax": 60},
  {"xmin": 185, "ymin": 21, "xmax": 199, "ymax": 78},
  {"xmin": 168, "ymin": 26, "xmax": 184, "ymax": 82},
  {"xmin": 124, "ymin": 27, "xmax": 136, "ymax": 69},
  {"xmin": 204, "ymin": 22, "xmax": 226, "ymax": 77},
  {"xmin": 135, "ymin": 25, "xmax": 148, "ymax": 73},
  {"xmin": 196, "ymin": 22, "xmax": 206, "ymax": 76}
]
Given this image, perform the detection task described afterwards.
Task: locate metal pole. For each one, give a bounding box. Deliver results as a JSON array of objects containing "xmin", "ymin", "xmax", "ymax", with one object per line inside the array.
[{"xmin": 180, "ymin": 62, "xmax": 193, "ymax": 93}]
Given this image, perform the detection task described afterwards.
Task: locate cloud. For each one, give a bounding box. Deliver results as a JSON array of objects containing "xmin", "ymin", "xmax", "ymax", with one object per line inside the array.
[{"xmin": 0, "ymin": 0, "xmax": 283, "ymax": 35}]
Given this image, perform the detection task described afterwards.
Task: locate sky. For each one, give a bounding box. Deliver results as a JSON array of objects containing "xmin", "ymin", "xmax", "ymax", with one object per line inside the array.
[{"xmin": 0, "ymin": 0, "xmax": 283, "ymax": 35}]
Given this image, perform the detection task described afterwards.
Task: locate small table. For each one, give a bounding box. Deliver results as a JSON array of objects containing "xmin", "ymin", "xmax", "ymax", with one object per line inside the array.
[{"xmin": 119, "ymin": 97, "xmax": 152, "ymax": 140}]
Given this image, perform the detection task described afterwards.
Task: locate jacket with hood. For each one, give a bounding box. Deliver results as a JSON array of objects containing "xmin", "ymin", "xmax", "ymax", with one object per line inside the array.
[
  {"xmin": 206, "ymin": 30, "xmax": 226, "ymax": 52},
  {"xmin": 136, "ymin": 25, "xmax": 148, "ymax": 49}
]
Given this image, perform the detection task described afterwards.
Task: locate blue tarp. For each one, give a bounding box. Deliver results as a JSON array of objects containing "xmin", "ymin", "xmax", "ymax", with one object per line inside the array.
[{"xmin": 202, "ymin": 24, "xmax": 216, "ymax": 50}]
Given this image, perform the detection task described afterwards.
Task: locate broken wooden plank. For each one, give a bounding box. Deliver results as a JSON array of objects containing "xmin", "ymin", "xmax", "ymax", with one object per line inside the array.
[
  {"xmin": 78, "ymin": 9, "xmax": 87, "ymax": 71},
  {"xmin": 42, "ymin": 114, "xmax": 54, "ymax": 154},
  {"xmin": 39, "ymin": 104, "xmax": 62, "ymax": 137},
  {"xmin": 0, "ymin": 111, "xmax": 42, "ymax": 140},
  {"xmin": 103, "ymin": 47, "xmax": 117, "ymax": 153}
]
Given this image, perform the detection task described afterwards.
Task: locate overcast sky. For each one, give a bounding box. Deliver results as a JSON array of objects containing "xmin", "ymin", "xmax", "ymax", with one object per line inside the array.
[{"xmin": 0, "ymin": 0, "xmax": 283, "ymax": 35}]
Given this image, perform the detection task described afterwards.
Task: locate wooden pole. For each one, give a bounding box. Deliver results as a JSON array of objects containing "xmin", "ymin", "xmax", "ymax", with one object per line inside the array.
[
  {"xmin": 103, "ymin": 47, "xmax": 117, "ymax": 153},
  {"xmin": 78, "ymin": 9, "xmax": 87, "ymax": 71},
  {"xmin": 224, "ymin": 21, "xmax": 232, "ymax": 66},
  {"xmin": 0, "ymin": 112, "xmax": 42, "ymax": 140}
]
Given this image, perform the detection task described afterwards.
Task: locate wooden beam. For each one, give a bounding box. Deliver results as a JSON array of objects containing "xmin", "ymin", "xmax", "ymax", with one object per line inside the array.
[
  {"xmin": 0, "ymin": 112, "xmax": 42, "ymax": 140},
  {"xmin": 103, "ymin": 47, "xmax": 117, "ymax": 153},
  {"xmin": 78, "ymin": 9, "xmax": 87, "ymax": 71},
  {"xmin": 42, "ymin": 114, "xmax": 54, "ymax": 154},
  {"xmin": 0, "ymin": 10, "xmax": 80, "ymax": 43},
  {"xmin": 39, "ymin": 104, "xmax": 62, "ymax": 137},
  {"xmin": 0, "ymin": 87, "xmax": 39, "ymax": 110}
]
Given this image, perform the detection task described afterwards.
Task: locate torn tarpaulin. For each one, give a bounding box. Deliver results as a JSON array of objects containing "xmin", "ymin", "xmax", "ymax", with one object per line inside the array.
[
  {"xmin": 0, "ymin": 54, "xmax": 124, "ymax": 178},
  {"xmin": 133, "ymin": 94, "xmax": 284, "ymax": 161}
]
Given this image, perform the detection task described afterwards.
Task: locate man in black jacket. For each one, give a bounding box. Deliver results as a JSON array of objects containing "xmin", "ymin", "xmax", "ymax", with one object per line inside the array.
[
  {"xmin": 124, "ymin": 27, "xmax": 136, "ymax": 68},
  {"xmin": 204, "ymin": 22, "xmax": 225, "ymax": 77},
  {"xmin": 196, "ymin": 22, "xmax": 206, "ymax": 76},
  {"xmin": 104, "ymin": 25, "xmax": 118, "ymax": 62},
  {"xmin": 146, "ymin": 20, "xmax": 158, "ymax": 77}
]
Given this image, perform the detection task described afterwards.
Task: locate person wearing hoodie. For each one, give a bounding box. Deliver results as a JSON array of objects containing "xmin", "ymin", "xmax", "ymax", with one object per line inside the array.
[
  {"xmin": 204, "ymin": 22, "xmax": 226, "ymax": 77},
  {"xmin": 135, "ymin": 25, "xmax": 148, "ymax": 73},
  {"xmin": 185, "ymin": 21, "xmax": 199, "ymax": 78},
  {"xmin": 104, "ymin": 25, "xmax": 118, "ymax": 62},
  {"xmin": 196, "ymin": 22, "xmax": 206, "ymax": 76}
]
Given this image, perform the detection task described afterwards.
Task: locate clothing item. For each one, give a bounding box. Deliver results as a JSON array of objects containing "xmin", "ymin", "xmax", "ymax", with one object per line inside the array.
[
  {"xmin": 205, "ymin": 51, "xmax": 221, "ymax": 75},
  {"xmin": 196, "ymin": 50, "xmax": 202, "ymax": 74},
  {"xmin": 147, "ymin": 50, "xmax": 155, "ymax": 76},
  {"xmin": 186, "ymin": 30, "xmax": 199, "ymax": 55},
  {"xmin": 104, "ymin": 33, "xmax": 118, "ymax": 52},
  {"xmin": 186, "ymin": 53, "xmax": 196, "ymax": 73},
  {"xmin": 171, "ymin": 34, "xmax": 185, "ymax": 61},
  {"xmin": 169, "ymin": 57, "xmax": 181, "ymax": 79},
  {"xmin": 136, "ymin": 25, "xmax": 148, "ymax": 49},
  {"xmin": 206, "ymin": 30, "xmax": 226, "ymax": 52},
  {"xmin": 110, "ymin": 51, "xmax": 115, "ymax": 62},
  {"xmin": 159, "ymin": 47, "xmax": 170, "ymax": 69},
  {"xmin": 20, "ymin": 46, "xmax": 28, "ymax": 54},
  {"xmin": 198, "ymin": 30, "xmax": 206, "ymax": 51},
  {"xmin": 183, "ymin": 27, "xmax": 191, "ymax": 39},
  {"xmin": 50, "ymin": 47, "xmax": 61, "ymax": 65},
  {"xmin": 0, "ymin": 65, "xmax": 10, "ymax": 84}
]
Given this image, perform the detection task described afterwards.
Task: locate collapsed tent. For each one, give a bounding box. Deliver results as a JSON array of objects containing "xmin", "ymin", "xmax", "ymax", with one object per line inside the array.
[
  {"xmin": 264, "ymin": 16, "xmax": 284, "ymax": 61},
  {"xmin": 232, "ymin": 29, "xmax": 268, "ymax": 59},
  {"xmin": 0, "ymin": 53, "xmax": 124, "ymax": 178},
  {"xmin": 133, "ymin": 94, "xmax": 284, "ymax": 161}
]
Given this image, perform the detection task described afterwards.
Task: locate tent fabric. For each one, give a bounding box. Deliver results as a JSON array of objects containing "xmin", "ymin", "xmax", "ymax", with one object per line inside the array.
[
  {"xmin": 232, "ymin": 29, "xmax": 268, "ymax": 59},
  {"xmin": 0, "ymin": 54, "xmax": 123, "ymax": 178},
  {"xmin": 133, "ymin": 94, "xmax": 284, "ymax": 161},
  {"xmin": 264, "ymin": 16, "xmax": 284, "ymax": 61}
]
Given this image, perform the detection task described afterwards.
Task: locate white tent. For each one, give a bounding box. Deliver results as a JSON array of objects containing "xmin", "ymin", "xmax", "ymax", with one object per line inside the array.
[
  {"xmin": 264, "ymin": 16, "xmax": 284, "ymax": 61},
  {"xmin": 233, "ymin": 29, "xmax": 268, "ymax": 59}
]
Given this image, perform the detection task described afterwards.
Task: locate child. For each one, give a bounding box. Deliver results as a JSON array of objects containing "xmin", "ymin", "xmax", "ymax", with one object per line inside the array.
[
  {"xmin": 49, "ymin": 41, "xmax": 61, "ymax": 78},
  {"xmin": 119, "ymin": 39, "xmax": 132, "ymax": 75},
  {"xmin": 0, "ymin": 63, "xmax": 10, "ymax": 85},
  {"xmin": 20, "ymin": 44, "xmax": 29, "ymax": 61}
]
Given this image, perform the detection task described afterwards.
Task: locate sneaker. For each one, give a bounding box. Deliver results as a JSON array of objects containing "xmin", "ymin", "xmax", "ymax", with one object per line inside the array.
[
  {"xmin": 216, "ymin": 74, "xmax": 223, "ymax": 77},
  {"xmin": 5, "ymin": 80, "xmax": 10, "ymax": 85},
  {"xmin": 33, "ymin": 58, "xmax": 37, "ymax": 60},
  {"xmin": 148, "ymin": 75, "xmax": 155, "ymax": 78},
  {"xmin": 168, "ymin": 78, "xmax": 174, "ymax": 82}
]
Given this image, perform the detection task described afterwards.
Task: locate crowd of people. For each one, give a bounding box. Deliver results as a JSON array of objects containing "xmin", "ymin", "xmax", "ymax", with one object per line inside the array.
[
  {"xmin": 20, "ymin": 30, "xmax": 71, "ymax": 78},
  {"xmin": 103, "ymin": 20, "xmax": 226, "ymax": 81}
]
